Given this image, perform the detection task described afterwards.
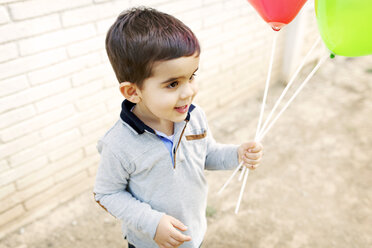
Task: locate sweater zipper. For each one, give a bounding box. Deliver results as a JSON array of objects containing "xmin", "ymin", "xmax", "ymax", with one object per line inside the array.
[{"xmin": 173, "ymin": 120, "xmax": 189, "ymax": 169}]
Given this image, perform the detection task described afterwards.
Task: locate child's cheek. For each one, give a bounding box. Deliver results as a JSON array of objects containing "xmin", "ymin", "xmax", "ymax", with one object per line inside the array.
[{"xmin": 192, "ymin": 81, "xmax": 199, "ymax": 96}]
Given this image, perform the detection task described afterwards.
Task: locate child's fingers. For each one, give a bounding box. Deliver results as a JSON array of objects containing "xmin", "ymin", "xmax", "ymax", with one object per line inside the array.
[
  {"xmin": 248, "ymin": 143, "xmax": 263, "ymax": 153},
  {"xmin": 170, "ymin": 217, "xmax": 187, "ymax": 231},
  {"xmin": 244, "ymin": 163, "xmax": 259, "ymax": 170},
  {"xmin": 168, "ymin": 237, "xmax": 183, "ymax": 247},
  {"xmin": 243, "ymin": 157, "xmax": 261, "ymax": 165},
  {"xmin": 244, "ymin": 152, "xmax": 262, "ymax": 160},
  {"xmin": 169, "ymin": 217, "xmax": 191, "ymax": 242},
  {"xmin": 171, "ymin": 230, "xmax": 192, "ymax": 242},
  {"xmin": 244, "ymin": 141, "xmax": 256, "ymax": 149}
]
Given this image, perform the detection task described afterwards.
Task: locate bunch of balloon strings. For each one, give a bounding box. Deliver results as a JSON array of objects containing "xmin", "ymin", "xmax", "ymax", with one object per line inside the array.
[
  {"xmin": 218, "ymin": 0, "xmax": 372, "ymax": 214},
  {"xmin": 218, "ymin": 32, "xmax": 328, "ymax": 213}
]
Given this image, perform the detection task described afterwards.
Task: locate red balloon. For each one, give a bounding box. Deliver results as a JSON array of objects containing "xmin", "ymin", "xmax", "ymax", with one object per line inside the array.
[{"xmin": 247, "ymin": 0, "xmax": 307, "ymax": 31}]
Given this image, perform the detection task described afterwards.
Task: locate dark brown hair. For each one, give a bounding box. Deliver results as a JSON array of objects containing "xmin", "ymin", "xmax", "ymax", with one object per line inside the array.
[{"xmin": 105, "ymin": 7, "xmax": 200, "ymax": 88}]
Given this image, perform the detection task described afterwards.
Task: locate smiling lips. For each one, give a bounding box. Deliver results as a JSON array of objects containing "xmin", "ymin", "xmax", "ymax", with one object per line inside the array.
[{"xmin": 174, "ymin": 105, "xmax": 188, "ymax": 113}]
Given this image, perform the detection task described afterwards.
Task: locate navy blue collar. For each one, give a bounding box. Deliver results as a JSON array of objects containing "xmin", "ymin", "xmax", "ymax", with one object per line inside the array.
[{"xmin": 120, "ymin": 99, "xmax": 195, "ymax": 134}]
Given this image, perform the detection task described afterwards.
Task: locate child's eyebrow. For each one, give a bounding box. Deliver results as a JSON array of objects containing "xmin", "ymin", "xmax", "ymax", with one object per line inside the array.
[
  {"xmin": 160, "ymin": 77, "xmax": 179, "ymax": 84},
  {"xmin": 160, "ymin": 67, "xmax": 199, "ymax": 84}
]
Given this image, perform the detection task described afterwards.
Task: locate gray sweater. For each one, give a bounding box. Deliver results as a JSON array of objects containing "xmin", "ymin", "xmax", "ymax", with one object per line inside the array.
[{"xmin": 94, "ymin": 100, "xmax": 239, "ymax": 248}]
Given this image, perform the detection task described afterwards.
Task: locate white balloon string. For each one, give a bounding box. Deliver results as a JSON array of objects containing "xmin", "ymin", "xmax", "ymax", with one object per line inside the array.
[
  {"xmin": 237, "ymin": 33, "xmax": 278, "ymax": 213},
  {"xmin": 235, "ymin": 167, "xmax": 249, "ymax": 214},
  {"xmin": 257, "ymin": 37, "xmax": 321, "ymax": 139},
  {"xmin": 238, "ymin": 166, "xmax": 246, "ymax": 181},
  {"xmin": 258, "ymin": 54, "xmax": 329, "ymax": 141},
  {"xmin": 255, "ymin": 32, "xmax": 279, "ymax": 141},
  {"xmin": 218, "ymin": 161, "xmax": 244, "ymax": 195}
]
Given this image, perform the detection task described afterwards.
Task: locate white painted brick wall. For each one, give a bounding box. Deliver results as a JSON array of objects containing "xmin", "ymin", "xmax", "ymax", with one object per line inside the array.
[
  {"xmin": 0, "ymin": 14, "xmax": 61, "ymax": 43},
  {"xmin": 0, "ymin": 103, "xmax": 76, "ymax": 142},
  {"xmin": 28, "ymin": 52, "xmax": 101, "ymax": 85},
  {"xmin": 0, "ymin": 205, "xmax": 24, "ymax": 227},
  {"xmin": 0, "ymin": 48, "xmax": 67, "ymax": 82},
  {"xmin": 61, "ymin": 3, "xmax": 117, "ymax": 27},
  {"xmin": 9, "ymin": 128, "xmax": 82, "ymax": 166},
  {"xmin": 0, "ymin": 0, "xmax": 321, "ymax": 238},
  {"xmin": 0, "ymin": 105, "xmax": 36, "ymax": 129},
  {"xmin": 16, "ymin": 150, "xmax": 85, "ymax": 190},
  {"xmin": 0, "ymin": 0, "xmax": 22, "ymax": 4},
  {"xmin": 19, "ymin": 24, "xmax": 97, "ymax": 56},
  {"xmin": 0, "ymin": 156, "xmax": 48, "ymax": 187},
  {"xmin": 0, "ymin": 182, "xmax": 15, "ymax": 200},
  {"xmin": 0, "ymin": 132, "xmax": 41, "ymax": 159},
  {"xmin": 8, "ymin": 0, "xmax": 92, "ymax": 20},
  {"xmin": 0, "ymin": 77, "xmax": 71, "ymax": 113},
  {"xmin": 0, "ymin": 159, "xmax": 9, "ymax": 174},
  {"xmin": 0, "ymin": 5, "xmax": 9, "ymax": 24},
  {"xmin": 71, "ymin": 64, "xmax": 110, "ymax": 86},
  {"xmin": 0, "ymin": 43, "xmax": 17, "ymax": 62},
  {"xmin": 67, "ymin": 36, "xmax": 105, "ymax": 57},
  {"xmin": 0, "ymin": 75, "xmax": 28, "ymax": 97}
]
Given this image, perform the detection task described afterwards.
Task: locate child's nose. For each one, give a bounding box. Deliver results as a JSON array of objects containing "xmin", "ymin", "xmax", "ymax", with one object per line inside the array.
[{"xmin": 180, "ymin": 83, "xmax": 197, "ymax": 99}]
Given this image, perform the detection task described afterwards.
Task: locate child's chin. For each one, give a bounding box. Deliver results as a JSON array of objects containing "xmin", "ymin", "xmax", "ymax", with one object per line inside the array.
[{"xmin": 172, "ymin": 114, "xmax": 187, "ymax": 122}]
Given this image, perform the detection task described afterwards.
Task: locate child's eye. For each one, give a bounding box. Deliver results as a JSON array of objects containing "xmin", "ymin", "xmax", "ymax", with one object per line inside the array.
[
  {"xmin": 190, "ymin": 73, "xmax": 197, "ymax": 81},
  {"xmin": 167, "ymin": 81, "xmax": 179, "ymax": 88}
]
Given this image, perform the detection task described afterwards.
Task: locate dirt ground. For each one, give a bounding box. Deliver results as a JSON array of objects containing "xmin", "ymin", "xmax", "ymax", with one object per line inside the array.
[{"xmin": 1, "ymin": 55, "xmax": 371, "ymax": 248}]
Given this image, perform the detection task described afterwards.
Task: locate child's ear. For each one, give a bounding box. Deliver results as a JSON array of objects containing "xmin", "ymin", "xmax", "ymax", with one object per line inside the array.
[{"xmin": 119, "ymin": 82, "xmax": 141, "ymax": 103}]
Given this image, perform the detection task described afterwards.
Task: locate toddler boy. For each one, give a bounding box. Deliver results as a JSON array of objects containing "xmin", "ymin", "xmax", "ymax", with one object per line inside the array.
[{"xmin": 94, "ymin": 7, "xmax": 263, "ymax": 248}]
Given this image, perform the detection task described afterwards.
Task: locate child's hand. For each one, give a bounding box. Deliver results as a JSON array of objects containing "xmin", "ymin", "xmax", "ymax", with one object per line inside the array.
[
  {"xmin": 154, "ymin": 215, "xmax": 192, "ymax": 248},
  {"xmin": 238, "ymin": 141, "xmax": 263, "ymax": 170}
]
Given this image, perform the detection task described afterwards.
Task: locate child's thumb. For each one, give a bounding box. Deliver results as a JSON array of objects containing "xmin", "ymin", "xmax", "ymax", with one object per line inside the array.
[
  {"xmin": 248, "ymin": 141, "xmax": 257, "ymax": 148},
  {"xmin": 170, "ymin": 217, "xmax": 188, "ymax": 231}
]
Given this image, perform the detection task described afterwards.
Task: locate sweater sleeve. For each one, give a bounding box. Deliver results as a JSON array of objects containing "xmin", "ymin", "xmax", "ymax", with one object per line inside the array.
[
  {"xmin": 192, "ymin": 104, "xmax": 239, "ymax": 170},
  {"xmin": 204, "ymin": 126, "xmax": 240, "ymax": 170},
  {"xmin": 93, "ymin": 143, "xmax": 164, "ymax": 240}
]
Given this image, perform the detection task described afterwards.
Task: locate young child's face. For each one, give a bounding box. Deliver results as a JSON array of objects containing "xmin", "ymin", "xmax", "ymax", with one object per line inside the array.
[{"xmin": 136, "ymin": 53, "xmax": 200, "ymax": 125}]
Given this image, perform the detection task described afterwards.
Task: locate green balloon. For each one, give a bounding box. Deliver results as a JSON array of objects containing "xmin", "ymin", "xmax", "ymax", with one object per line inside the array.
[{"xmin": 315, "ymin": 0, "xmax": 372, "ymax": 57}]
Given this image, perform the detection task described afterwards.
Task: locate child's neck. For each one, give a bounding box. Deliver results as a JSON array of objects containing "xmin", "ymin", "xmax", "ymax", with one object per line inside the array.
[
  {"xmin": 154, "ymin": 124, "xmax": 174, "ymax": 136},
  {"xmin": 132, "ymin": 105, "xmax": 174, "ymax": 136},
  {"xmin": 150, "ymin": 121, "xmax": 174, "ymax": 136}
]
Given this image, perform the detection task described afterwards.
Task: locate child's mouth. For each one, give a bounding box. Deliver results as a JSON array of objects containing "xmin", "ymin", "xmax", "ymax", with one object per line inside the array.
[{"xmin": 174, "ymin": 105, "xmax": 188, "ymax": 113}]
